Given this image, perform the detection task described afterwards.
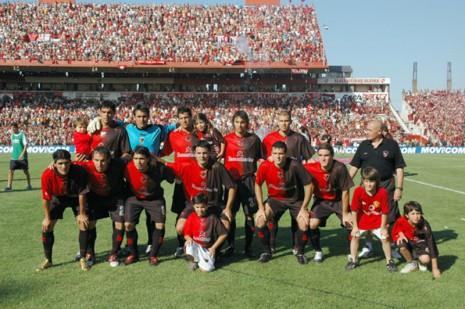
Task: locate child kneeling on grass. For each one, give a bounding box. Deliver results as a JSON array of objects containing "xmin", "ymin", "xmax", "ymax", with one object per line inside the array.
[
  {"xmin": 183, "ymin": 193, "xmax": 228, "ymax": 272},
  {"xmin": 392, "ymin": 201, "xmax": 441, "ymax": 279},
  {"xmin": 347, "ymin": 167, "xmax": 397, "ymax": 272}
]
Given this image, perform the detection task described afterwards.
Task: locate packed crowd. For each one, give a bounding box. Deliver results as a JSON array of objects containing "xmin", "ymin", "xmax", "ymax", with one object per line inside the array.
[
  {"xmin": 403, "ymin": 90, "xmax": 465, "ymax": 146},
  {"xmin": 0, "ymin": 4, "xmax": 325, "ymax": 65},
  {"xmin": 0, "ymin": 92, "xmax": 399, "ymax": 146}
]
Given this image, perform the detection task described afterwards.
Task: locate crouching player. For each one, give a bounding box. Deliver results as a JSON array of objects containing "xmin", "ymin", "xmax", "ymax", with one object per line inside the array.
[
  {"xmin": 347, "ymin": 167, "xmax": 396, "ymax": 272},
  {"xmin": 124, "ymin": 146, "xmax": 175, "ymax": 266},
  {"xmin": 254, "ymin": 141, "xmax": 313, "ymax": 264},
  {"xmin": 37, "ymin": 150, "xmax": 90, "ymax": 271},
  {"xmin": 392, "ymin": 201, "xmax": 441, "ymax": 279},
  {"xmin": 184, "ymin": 193, "xmax": 228, "ymax": 272}
]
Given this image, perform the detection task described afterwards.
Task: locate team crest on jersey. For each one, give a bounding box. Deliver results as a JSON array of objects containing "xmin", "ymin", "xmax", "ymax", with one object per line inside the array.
[
  {"xmin": 277, "ymin": 171, "xmax": 284, "ymax": 180},
  {"xmin": 368, "ymin": 201, "xmax": 381, "ymax": 212},
  {"xmin": 139, "ymin": 136, "xmax": 145, "ymax": 144},
  {"xmin": 140, "ymin": 175, "xmax": 148, "ymax": 185},
  {"xmin": 200, "ymin": 170, "xmax": 207, "ymax": 179},
  {"xmin": 185, "ymin": 135, "xmax": 192, "ymax": 142},
  {"xmin": 324, "ymin": 174, "xmax": 330, "ymax": 181},
  {"xmin": 383, "ymin": 150, "xmax": 389, "ymax": 158},
  {"xmin": 236, "ymin": 150, "xmax": 244, "ymax": 157}
]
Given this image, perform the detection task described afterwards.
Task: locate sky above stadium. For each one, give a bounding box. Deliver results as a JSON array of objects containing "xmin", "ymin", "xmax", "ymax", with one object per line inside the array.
[{"xmin": 74, "ymin": 0, "xmax": 464, "ymax": 108}]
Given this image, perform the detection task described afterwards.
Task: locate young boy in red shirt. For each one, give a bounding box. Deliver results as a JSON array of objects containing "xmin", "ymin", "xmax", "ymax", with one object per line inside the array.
[
  {"xmin": 183, "ymin": 193, "xmax": 227, "ymax": 272},
  {"xmin": 392, "ymin": 201, "xmax": 441, "ymax": 279},
  {"xmin": 347, "ymin": 167, "xmax": 397, "ymax": 272},
  {"xmin": 73, "ymin": 118, "xmax": 92, "ymax": 161}
]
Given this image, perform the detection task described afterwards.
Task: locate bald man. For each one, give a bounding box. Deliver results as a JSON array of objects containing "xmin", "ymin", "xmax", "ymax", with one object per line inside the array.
[{"xmin": 349, "ymin": 120, "xmax": 406, "ymax": 257}]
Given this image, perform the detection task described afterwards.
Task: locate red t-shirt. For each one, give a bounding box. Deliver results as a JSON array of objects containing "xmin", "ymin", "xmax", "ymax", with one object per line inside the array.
[
  {"xmin": 162, "ymin": 129, "xmax": 198, "ymax": 165},
  {"xmin": 255, "ymin": 158, "xmax": 312, "ymax": 203},
  {"xmin": 73, "ymin": 131, "xmax": 92, "ymax": 156},
  {"xmin": 391, "ymin": 216, "xmax": 415, "ymax": 242},
  {"xmin": 41, "ymin": 164, "xmax": 88, "ymax": 201},
  {"xmin": 78, "ymin": 159, "xmax": 126, "ymax": 197},
  {"xmin": 224, "ymin": 132, "xmax": 263, "ymax": 180},
  {"xmin": 183, "ymin": 212, "xmax": 227, "ymax": 248},
  {"xmin": 351, "ymin": 186, "xmax": 389, "ymax": 230}
]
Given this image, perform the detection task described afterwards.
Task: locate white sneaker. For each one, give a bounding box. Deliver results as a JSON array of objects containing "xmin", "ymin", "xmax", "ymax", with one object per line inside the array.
[
  {"xmin": 292, "ymin": 248, "xmax": 298, "ymax": 256},
  {"xmin": 418, "ymin": 263, "xmax": 428, "ymax": 272},
  {"xmin": 313, "ymin": 251, "xmax": 324, "ymax": 263},
  {"xmin": 145, "ymin": 245, "xmax": 152, "ymax": 254},
  {"xmin": 400, "ymin": 261, "xmax": 418, "ymax": 274},
  {"xmin": 358, "ymin": 246, "xmax": 372, "ymax": 259}
]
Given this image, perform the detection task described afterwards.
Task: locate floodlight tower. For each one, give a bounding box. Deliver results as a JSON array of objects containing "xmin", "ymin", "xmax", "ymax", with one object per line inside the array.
[
  {"xmin": 412, "ymin": 62, "xmax": 418, "ymax": 93},
  {"xmin": 447, "ymin": 62, "xmax": 452, "ymax": 91}
]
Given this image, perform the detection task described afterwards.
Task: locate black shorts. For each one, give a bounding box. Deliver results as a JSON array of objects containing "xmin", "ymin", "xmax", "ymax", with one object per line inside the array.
[
  {"xmin": 226, "ymin": 176, "xmax": 258, "ymax": 217},
  {"xmin": 381, "ymin": 178, "xmax": 400, "ymax": 225},
  {"xmin": 171, "ymin": 182, "xmax": 187, "ymax": 214},
  {"xmin": 125, "ymin": 196, "xmax": 166, "ymax": 224},
  {"xmin": 10, "ymin": 159, "xmax": 28, "ymax": 170},
  {"xmin": 48, "ymin": 196, "xmax": 81, "ymax": 220},
  {"xmin": 398, "ymin": 240, "xmax": 430, "ymax": 258},
  {"xmin": 87, "ymin": 193, "xmax": 125, "ymax": 222},
  {"xmin": 311, "ymin": 200, "xmax": 343, "ymax": 227},
  {"xmin": 266, "ymin": 198, "xmax": 303, "ymax": 221}
]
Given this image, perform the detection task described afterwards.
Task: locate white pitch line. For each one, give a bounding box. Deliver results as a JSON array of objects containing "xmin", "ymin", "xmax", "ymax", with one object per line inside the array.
[{"xmin": 405, "ymin": 178, "xmax": 465, "ymax": 195}]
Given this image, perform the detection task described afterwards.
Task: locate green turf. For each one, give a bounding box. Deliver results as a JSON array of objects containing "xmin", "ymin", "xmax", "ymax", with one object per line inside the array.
[{"xmin": 0, "ymin": 154, "xmax": 464, "ymax": 309}]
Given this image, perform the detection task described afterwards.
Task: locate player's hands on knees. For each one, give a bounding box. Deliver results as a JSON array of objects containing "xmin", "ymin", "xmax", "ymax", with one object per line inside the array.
[
  {"xmin": 342, "ymin": 212, "xmax": 352, "ymax": 228},
  {"xmin": 256, "ymin": 208, "xmax": 267, "ymax": 223},
  {"xmin": 222, "ymin": 209, "xmax": 233, "ymax": 222},
  {"xmin": 396, "ymin": 233, "xmax": 408, "ymax": 246},
  {"xmin": 87, "ymin": 117, "xmax": 102, "ymax": 133},
  {"xmin": 351, "ymin": 227, "xmax": 360, "ymax": 238},
  {"xmin": 77, "ymin": 214, "xmax": 89, "ymax": 229},
  {"xmin": 380, "ymin": 227, "xmax": 388, "ymax": 239},
  {"xmin": 432, "ymin": 268, "xmax": 441, "ymax": 279},
  {"xmin": 42, "ymin": 217, "xmax": 52, "ymax": 232},
  {"xmin": 208, "ymin": 247, "xmax": 216, "ymax": 257},
  {"xmin": 297, "ymin": 208, "xmax": 310, "ymax": 226}
]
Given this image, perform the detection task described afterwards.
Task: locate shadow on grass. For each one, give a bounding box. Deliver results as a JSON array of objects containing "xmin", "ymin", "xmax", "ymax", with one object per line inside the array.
[
  {"xmin": 404, "ymin": 171, "xmax": 419, "ymax": 177},
  {"xmin": 434, "ymin": 229, "xmax": 458, "ymax": 245}
]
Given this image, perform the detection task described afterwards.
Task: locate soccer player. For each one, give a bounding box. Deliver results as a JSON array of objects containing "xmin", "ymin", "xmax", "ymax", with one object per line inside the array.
[
  {"xmin": 254, "ymin": 141, "xmax": 313, "ymax": 264},
  {"xmin": 347, "ymin": 167, "xmax": 397, "ymax": 272},
  {"xmin": 184, "ymin": 193, "xmax": 228, "ymax": 272},
  {"xmin": 78, "ymin": 147, "xmax": 128, "ymax": 267},
  {"xmin": 392, "ymin": 201, "xmax": 441, "ymax": 279},
  {"xmin": 161, "ymin": 107, "xmax": 199, "ymax": 256},
  {"xmin": 123, "ymin": 146, "xmax": 175, "ymax": 265},
  {"xmin": 125, "ymin": 103, "xmax": 176, "ymax": 254},
  {"xmin": 167, "ymin": 140, "xmax": 237, "ymax": 251},
  {"xmin": 349, "ymin": 119, "xmax": 406, "ymax": 258},
  {"xmin": 223, "ymin": 110, "xmax": 264, "ymax": 256},
  {"xmin": 37, "ymin": 150, "xmax": 90, "ymax": 271},
  {"xmin": 90, "ymin": 101, "xmax": 131, "ymax": 159},
  {"xmin": 262, "ymin": 109, "xmax": 314, "ymax": 253},
  {"xmin": 5, "ymin": 123, "xmax": 32, "ymax": 191},
  {"xmin": 193, "ymin": 113, "xmax": 225, "ymax": 160},
  {"xmin": 304, "ymin": 143, "xmax": 354, "ymax": 262}
]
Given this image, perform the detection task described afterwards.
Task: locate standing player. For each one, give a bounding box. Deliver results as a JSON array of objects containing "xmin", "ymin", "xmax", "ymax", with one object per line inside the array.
[
  {"xmin": 90, "ymin": 101, "xmax": 131, "ymax": 159},
  {"xmin": 5, "ymin": 123, "xmax": 32, "ymax": 191},
  {"xmin": 262, "ymin": 109, "xmax": 315, "ymax": 252},
  {"xmin": 78, "ymin": 147, "xmax": 127, "ymax": 267},
  {"xmin": 161, "ymin": 107, "xmax": 199, "ymax": 256},
  {"xmin": 254, "ymin": 141, "xmax": 314, "ymax": 264},
  {"xmin": 223, "ymin": 110, "xmax": 264, "ymax": 256},
  {"xmin": 349, "ymin": 119, "xmax": 406, "ymax": 258},
  {"xmin": 166, "ymin": 140, "xmax": 237, "ymax": 247},
  {"xmin": 123, "ymin": 146, "xmax": 175, "ymax": 265},
  {"xmin": 304, "ymin": 143, "xmax": 354, "ymax": 262},
  {"xmin": 37, "ymin": 150, "xmax": 90, "ymax": 271}
]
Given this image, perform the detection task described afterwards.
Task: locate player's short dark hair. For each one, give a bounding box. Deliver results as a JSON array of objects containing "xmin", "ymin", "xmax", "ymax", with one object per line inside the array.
[
  {"xmin": 92, "ymin": 146, "xmax": 111, "ymax": 159},
  {"xmin": 52, "ymin": 149, "xmax": 71, "ymax": 162},
  {"xmin": 100, "ymin": 100, "xmax": 116, "ymax": 112},
  {"xmin": 403, "ymin": 201, "xmax": 424, "ymax": 215},
  {"xmin": 177, "ymin": 106, "xmax": 192, "ymax": 117},
  {"xmin": 12, "ymin": 122, "xmax": 18, "ymax": 128},
  {"xmin": 193, "ymin": 140, "xmax": 212, "ymax": 151},
  {"xmin": 361, "ymin": 167, "xmax": 380, "ymax": 186},
  {"xmin": 133, "ymin": 102, "xmax": 150, "ymax": 116},
  {"xmin": 272, "ymin": 141, "xmax": 287, "ymax": 152},
  {"xmin": 232, "ymin": 110, "xmax": 249, "ymax": 125},
  {"xmin": 318, "ymin": 143, "xmax": 334, "ymax": 156},
  {"xmin": 320, "ymin": 134, "xmax": 332, "ymax": 144},
  {"xmin": 133, "ymin": 145, "xmax": 151, "ymax": 158},
  {"xmin": 192, "ymin": 193, "xmax": 208, "ymax": 206}
]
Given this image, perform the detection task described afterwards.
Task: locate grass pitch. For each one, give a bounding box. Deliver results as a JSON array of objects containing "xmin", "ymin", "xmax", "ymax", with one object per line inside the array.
[{"xmin": 0, "ymin": 154, "xmax": 464, "ymax": 309}]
